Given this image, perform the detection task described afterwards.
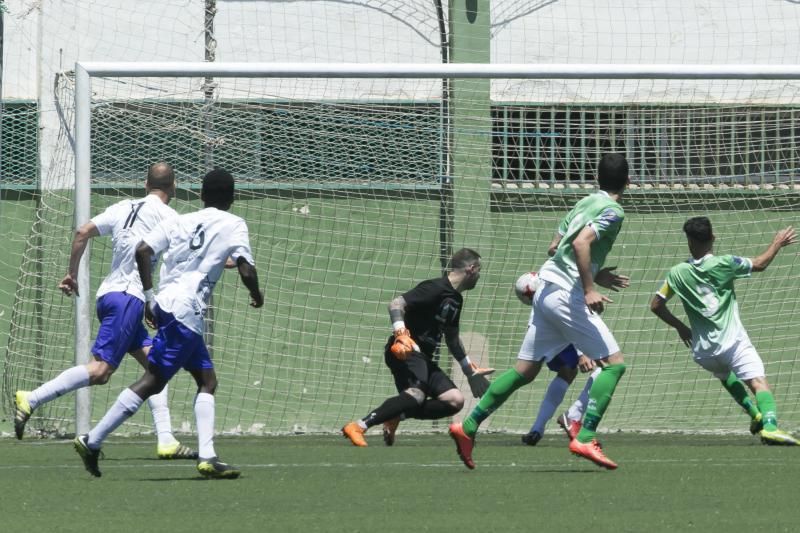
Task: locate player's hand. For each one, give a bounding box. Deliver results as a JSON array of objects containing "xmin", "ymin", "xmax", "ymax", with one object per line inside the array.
[
  {"xmin": 676, "ymin": 323, "xmax": 692, "ymax": 348},
  {"xmin": 390, "ymin": 328, "xmax": 419, "ymax": 360},
  {"xmin": 577, "ymin": 354, "xmax": 596, "ymax": 373},
  {"xmin": 594, "ymin": 266, "xmax": 630, "ymax": 292},
  {"xmin": 773, "ymin": 226, "xmax": 797, "ymax": 248},
  {"xmin": 225, "ymin": 257, "xmax": 237, "ymax": 269},
  {"xmin": 467, "ymin": 361, "xmax": 495, "ymax": 377},
  {"xmin": 584, "ymin": 288, "xmax": 612, "ymax": 314},
  {"xmin": 250, "ymin": 290, "xmax": 264, "ymax": 308},
  {"xmin": 467, "ymin": 373, "xmax": 491, "ymax": 398},
  {"xmin": 144, "ymin": 302, "xmax": 158, "ymax": 329},
  {"xmin": 59, "ymin": 274, "xmax": 79, "ymax": 297}
]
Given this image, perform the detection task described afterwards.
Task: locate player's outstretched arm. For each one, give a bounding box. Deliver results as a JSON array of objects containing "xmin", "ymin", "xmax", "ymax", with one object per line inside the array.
[
  {"xmin": 751, "ymin": 226, "xmax": 797, "ymax": 272},
  {"xmin": 59, "ymin": 222, "xmax": 100, "ymax": 297},
  {"xmin": 649, "ymin": 295, "xmax": 692, "ymax": 347},
  {"xmin": 595, "ymin": 266, "xmax": 630, "ymax": 292},
  {"xmin": 236, "ymin": 256, "xmax": 264, "ymax": 308}
]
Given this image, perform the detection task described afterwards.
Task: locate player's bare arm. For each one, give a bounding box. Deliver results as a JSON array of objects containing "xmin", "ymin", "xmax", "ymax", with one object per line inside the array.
[
  {"xmin": 387, "ymin": 296, "xmax": 419, "ymax": 358},
  {"xmin": 135, "ymin": 241, "xmax": 157, "ymax": 327},
  {"xmin": 573, "ymin": 226, "xmax": 612, "ymax": 313},
  {"xmin": 649, "ymin": 295, "xmax": 692, "ymax": 347},
  {"xmin": 236, "ymin": 256, "xmax": 263, "ymax": 308},
  {"xmin": 751, "ymin": 226, "xmax": 797, "ymax": 272},
  {"xmin": 59, "ymin": 222, "xmax": 100, "ymax": 297},
  {"xmin": 547, "ymin": 231, "xmax": 562, "ymax": 257}
]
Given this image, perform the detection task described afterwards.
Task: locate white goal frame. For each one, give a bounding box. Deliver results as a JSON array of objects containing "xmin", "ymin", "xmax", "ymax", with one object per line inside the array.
[{"xmin": 72, "ymin": 61, "xmax": 800, "ymax": 433}]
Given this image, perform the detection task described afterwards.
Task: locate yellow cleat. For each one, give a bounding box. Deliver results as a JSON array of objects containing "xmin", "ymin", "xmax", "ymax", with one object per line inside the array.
[
  {"xmin": 760, "ymin": 428, "xmax": 800, "ymax": 446},
  {"xmin": 157, "ymin": 441, "xmax": 199, "ymax": 460},
  {"xmin": 197, "ymin": 457, "xmax": 241, "ymax": 479},
  {"xmin": 341, "ymin": 421, "xmax": 368, "ymax": 447},
  {"xmin": 14, "ymin": 391, "xmax": 32, "ymax": 440}
]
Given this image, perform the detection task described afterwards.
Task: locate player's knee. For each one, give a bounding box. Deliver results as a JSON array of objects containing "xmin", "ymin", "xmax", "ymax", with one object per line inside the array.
[
  {"xmin": 437, "ymin": 389, "xmax": 464, "ymax": 411},
  {"xmin": 447, "ymin": 395, "xmax": 464, "ymax": 412},
  {"xmin": 198, "ymin": 380, "xmax": 217, "ymax": 395},
  {"xmin": 403, "ymin": 387, "xmax": 426, "ymax": 405},
  {"xmin": 87, "ymin": 361, "xmax": 115, "ymax": 385}
]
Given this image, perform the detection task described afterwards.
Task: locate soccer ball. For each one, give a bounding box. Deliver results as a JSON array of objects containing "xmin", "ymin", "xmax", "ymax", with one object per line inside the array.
[{"xmin": 514, "ymin": 271, "xmax": 540, "ymax": 305}]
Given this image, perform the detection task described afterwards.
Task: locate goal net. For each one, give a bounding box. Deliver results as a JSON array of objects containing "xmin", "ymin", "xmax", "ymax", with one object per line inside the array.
[{"xmin": 4, "ymin": 62, "xmax": 800, "ymax": 437}]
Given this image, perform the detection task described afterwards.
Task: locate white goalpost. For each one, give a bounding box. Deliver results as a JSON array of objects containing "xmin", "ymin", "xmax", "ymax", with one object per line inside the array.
[{"xmin": 15, "ymin": 60, "xmax": 800, "ymax": 436}]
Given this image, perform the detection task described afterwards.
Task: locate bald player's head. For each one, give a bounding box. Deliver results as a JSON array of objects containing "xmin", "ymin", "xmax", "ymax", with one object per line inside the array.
[{"xmin": 146, "ymin": 162, "xmax": 175, "ymax": 194}]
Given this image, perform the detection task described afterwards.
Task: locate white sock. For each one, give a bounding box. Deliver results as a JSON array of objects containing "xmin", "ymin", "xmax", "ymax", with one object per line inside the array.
[
  {"xmin": 530, "ymin": 376, "xmax": 570, "ymax": 434},
  {"xmin": 147, "ymin": 384, "xmax": 177, "ymax": 446},
  {"xmin": 568, "ymin": 368, "xmax": 602, "ymax": 421},
  {"xmin": 28, "ymin": 365, "xmax": 91, "ymax": 410},
  {"xmin": 194, "ymin": 393, "xmax": 216, "ymax": 459},
  {"xmin": 86, "ymin": 388, "xmax": 144, "ymax": 449}
]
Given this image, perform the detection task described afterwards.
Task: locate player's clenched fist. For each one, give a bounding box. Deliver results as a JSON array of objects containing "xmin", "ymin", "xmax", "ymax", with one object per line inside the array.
[{"xmin": 390, "ymin": 327, "xmax": 419, "ymax": 360}]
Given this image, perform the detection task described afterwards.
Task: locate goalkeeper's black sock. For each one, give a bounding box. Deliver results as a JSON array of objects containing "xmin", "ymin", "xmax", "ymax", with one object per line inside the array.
[
  {"xmin": 408, "ymin": 399, "xmax": 459, "ymax": 420},
  {"xmin": 361, "ymin": 393, "xmax": 419, "ymax": 428}
]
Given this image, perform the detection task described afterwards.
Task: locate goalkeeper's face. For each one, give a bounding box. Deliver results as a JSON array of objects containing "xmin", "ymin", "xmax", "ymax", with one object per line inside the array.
[{"xmin": 461, "ymin": 261, "xmax": 481, "ymax": 291}]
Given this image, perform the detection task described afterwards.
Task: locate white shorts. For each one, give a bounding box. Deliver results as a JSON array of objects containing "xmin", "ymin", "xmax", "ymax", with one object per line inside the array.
[
  {"xmin": 517, "ymin": 281, "xmax": 620, "ymax": 362},
  {"xmin": 693, "ymin": 335, "xmax": 765, "ymax": 381}
]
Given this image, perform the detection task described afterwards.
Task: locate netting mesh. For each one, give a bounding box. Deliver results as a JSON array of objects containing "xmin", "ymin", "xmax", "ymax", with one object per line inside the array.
[{"xmin": 3, "ymin": 0, "xmax": 800, "ymax": 437}]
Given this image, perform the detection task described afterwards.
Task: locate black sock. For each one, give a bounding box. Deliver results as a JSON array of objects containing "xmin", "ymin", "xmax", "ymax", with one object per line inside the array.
[{"xmin": 361, "ymin": 393, "xmax": 420, "ymax": 428}]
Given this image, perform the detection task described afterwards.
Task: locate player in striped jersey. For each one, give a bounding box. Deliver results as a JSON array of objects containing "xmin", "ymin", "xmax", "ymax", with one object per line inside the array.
[
  {"xmin": 449, "ymin": 153, "xmax": 631, "ymax": 470},
  {"xmin": 650, "ymin": 216, "xmax": 799, "ymax": 445}
]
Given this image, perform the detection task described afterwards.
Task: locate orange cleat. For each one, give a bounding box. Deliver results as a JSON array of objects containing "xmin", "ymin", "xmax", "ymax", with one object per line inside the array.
[
  {"xmin": 557, "ymin": 413, "xmax": 582, "ymax": 440},
  {"xmin": 569, "ymin": 438, "xmax": 617, "ymax": 470},
  {"xmin": 383, "ymin": 417, "xmax": 400, "ymax": 446},
  {"xmin": 341, "ymin": 421, "xmax": 368, "ymax": 447},
  {"xmin": 448, "ymin": 422, "xmax": 476, "ymax": 470}
]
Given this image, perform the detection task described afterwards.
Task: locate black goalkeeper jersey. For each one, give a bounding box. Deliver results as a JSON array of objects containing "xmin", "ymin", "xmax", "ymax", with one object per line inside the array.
[{"xmin": 394, "ymin": 276, "xmax": 463, "ymax": 357}]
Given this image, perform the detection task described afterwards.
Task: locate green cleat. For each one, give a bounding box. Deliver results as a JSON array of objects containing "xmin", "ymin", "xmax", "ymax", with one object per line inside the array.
[
  {"xmin": 14, "ymin": 391, "xmax": 32, "ymax": 440},
  {"xmin": 74, "ymin": 434, "xmax": 102, "ymax": 477},
  {"xmin": 157, "ymin": 442, "xmax": 199, "ymax": 460},
  {"xmin": 197, "ymin": 457, "xmax": 241, "ymax": 479},
  {"xmin": 749, "ymin": 412, "xmax": 764, "ymax": 435},
  {"xmin": 760, "ymin": 428, "xmax": 800, "ymax": 446}
]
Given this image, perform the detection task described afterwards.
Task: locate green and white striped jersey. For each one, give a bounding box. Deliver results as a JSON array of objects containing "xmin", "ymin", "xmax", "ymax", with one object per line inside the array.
[
  {"xmin": 656, "ymin": 253, "xmax": 752, "ymax": 357},
  {"xmin": 538, "ymin": 191, "xmax": 625, "ymax": 291}
]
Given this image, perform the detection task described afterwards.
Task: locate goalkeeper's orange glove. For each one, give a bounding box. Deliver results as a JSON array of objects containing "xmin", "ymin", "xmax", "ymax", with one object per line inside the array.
[{"xmin": 390, "ymin": 328, "xmax": 419, "ymax": 360}]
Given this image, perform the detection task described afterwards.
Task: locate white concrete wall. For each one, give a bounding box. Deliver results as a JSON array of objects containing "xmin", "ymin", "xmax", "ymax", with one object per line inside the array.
[{"xmin": 4, "ymin": 0, "xmax": 800, "ymax": 186}]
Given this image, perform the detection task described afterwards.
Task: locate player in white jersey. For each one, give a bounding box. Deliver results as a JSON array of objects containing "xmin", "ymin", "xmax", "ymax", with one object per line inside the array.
[
  {"xmin": 73, "ymin": 169, "xmax": 264, "ymax": 478},
  {"xmin": 650, "ymin": 216, "xmax": 799, "ymax": 445},
  {"xmin": 14, "ymin": 163, "xmax": 196, "ymax": 459}
]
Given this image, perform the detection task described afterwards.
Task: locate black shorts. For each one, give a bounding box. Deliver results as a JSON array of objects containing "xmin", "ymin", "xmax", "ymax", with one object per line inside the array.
[{"xmin": 383, "ymin": 345, "xmax": 457, "ymax": 399}]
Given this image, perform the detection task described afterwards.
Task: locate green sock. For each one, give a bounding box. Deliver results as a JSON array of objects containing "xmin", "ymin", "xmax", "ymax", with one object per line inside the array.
[
  {"xmin": 462, "ymin": 368, "xmax": 529, "ymax": 437},
  {"xmin": 576, "ymin": 364, "xmax": 626, "ymax": 443},
  {"xmin": 720, "ymin": 372, "xmax": 760, "ymax": 420},
  {"xmin": 755, "ymin": 390, "xmax": 778, "ymax": 431}
]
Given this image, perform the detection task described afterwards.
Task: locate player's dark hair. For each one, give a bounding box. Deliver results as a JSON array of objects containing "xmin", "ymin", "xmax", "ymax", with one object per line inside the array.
[
  {"xmin": 449, "ymin": 248, "xmax": 481, "ymax": 270},
  {"xmin": 201, "ymin": 168, "xmax": 235, "ymax": 209},
  {"xmin": 146, "ymin": 162, "xmax": 175, "ymax": 192},
  {"xmin": 683, "ymin": 216, "xmax": 713, "ymax": 243},
  {"xmin": 597, "ymin": 153, "xmax": 629, "ymax": 192}
]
